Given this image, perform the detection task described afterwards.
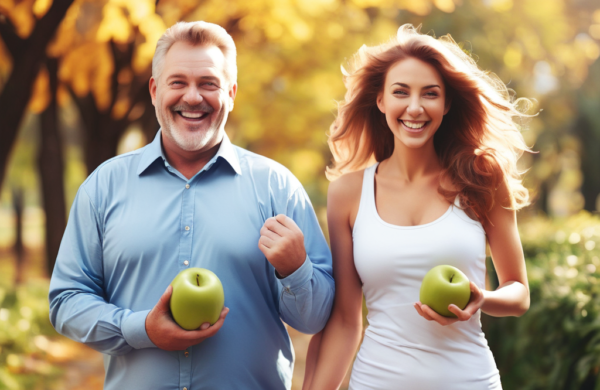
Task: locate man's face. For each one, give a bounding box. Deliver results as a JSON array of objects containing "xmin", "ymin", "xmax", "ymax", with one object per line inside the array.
[{"xmin": 150, "ymin": 42, "xmax": 237, "ymax": 153}]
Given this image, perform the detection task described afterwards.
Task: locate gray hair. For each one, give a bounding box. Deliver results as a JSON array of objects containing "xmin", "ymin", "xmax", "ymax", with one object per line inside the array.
[{"xmin": 152, "ymin": 21, "xmax": 237, "ymax": 84}]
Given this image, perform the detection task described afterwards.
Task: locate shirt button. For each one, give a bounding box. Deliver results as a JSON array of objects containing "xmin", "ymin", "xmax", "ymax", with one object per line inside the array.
[
  {"xmin": 183, "ymin": 260, "xmax": 189, "ymax": 266},
  {"xmin": 183, "ymin": 388, "xmax": 188, "ymax": 390},
  {"xmin": 185, "ymin": 226, "xmax": 190, "ymax": 231},
  {"xmin": 184, "ymin": 351, "xmax": 189, "ymax": 357},
  {"xmin": 185, "ymin": 184, "xmax": 190, "ymax": 189}
]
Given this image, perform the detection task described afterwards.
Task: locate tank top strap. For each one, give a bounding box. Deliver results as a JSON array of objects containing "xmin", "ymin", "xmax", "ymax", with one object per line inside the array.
[
  {"xmin": 354, "ymin": 163, "xmax": 379, "ymax": 231},
  {"xmin": 361, "ymin": 163, "xmax": 379, "ymax": 210},
  {"xmin": 453, "ymin": 195, "xmax": 461, "ymax": 207}
]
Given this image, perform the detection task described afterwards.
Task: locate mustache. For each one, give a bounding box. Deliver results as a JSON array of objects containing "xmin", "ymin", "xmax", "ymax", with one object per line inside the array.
[{"xmin": 171, "ymin": 102, "xmax": 214, "ymax": 113}]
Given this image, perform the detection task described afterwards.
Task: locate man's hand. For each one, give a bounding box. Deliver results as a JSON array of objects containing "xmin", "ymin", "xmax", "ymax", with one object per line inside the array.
[
  {"xmin": 259, "ymin": 214, "xmax": 307, "ymax": 278},
  {"xmin": 146, "ymin": 286, "xmax": 229, "ymax": 351}
]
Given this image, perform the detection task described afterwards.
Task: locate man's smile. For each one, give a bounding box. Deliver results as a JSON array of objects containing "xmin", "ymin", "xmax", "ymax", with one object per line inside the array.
[{"xmin": 176, "ymin": 110, "xmax": 210, "ymax": 121}]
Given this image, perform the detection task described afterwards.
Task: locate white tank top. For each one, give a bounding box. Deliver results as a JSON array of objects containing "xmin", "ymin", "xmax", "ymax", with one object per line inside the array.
[{"xmin": 349, "ymin": 163, "xmax": 501, "ymax": 390}]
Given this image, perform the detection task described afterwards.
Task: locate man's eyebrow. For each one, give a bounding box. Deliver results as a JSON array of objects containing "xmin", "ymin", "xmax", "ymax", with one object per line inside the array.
[
  {"xmin": 166, "ymin": 74, "xmax": 221, "ymax": 82},
  {"xmin": 391, "ymin": 83, "xmax": 441, "ymax": 89}
]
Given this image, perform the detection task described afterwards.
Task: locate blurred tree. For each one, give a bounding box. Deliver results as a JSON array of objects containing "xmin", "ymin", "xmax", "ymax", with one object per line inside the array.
[
  {"xmin": 576, "ymin": 58, "xmax": 600, "ymax": 212},
  {"xmin": 0, "ymin": 0, "xmax": 74, "ymax": 195},
  {"xmin": 38, "ymin": 57, "xmax": 65, "ymax": 276},
  {"xmin": 64, "ymin": 39, "xmax": 158, "ymax": 174},
  {"xmin": 11, "ymin": 186, "xmax": 24, "ymax": 284},
  {"xmin": 51, "ymin": 0, "xmax": 176, "ymax": 174}
]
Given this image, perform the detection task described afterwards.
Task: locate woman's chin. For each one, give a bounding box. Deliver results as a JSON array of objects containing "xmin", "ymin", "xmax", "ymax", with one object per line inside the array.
[{"xmin": 394, "ymin": 132, "xmax": 434, "ymax": 150}]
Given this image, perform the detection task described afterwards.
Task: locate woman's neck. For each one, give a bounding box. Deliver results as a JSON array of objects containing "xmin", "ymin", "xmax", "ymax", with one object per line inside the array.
[{"xmin": 381, "ymin": 138, "xmax": 441, "ymax": 182}]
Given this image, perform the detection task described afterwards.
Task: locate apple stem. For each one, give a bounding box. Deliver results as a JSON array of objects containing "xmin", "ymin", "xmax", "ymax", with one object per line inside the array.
[
  {"xmin": 196, "ymin": 274, "xmax": 200, "ymax": 286},
  {"xmin": 450, "ymin": 274, "xmax": 454, "ymax": 283}
]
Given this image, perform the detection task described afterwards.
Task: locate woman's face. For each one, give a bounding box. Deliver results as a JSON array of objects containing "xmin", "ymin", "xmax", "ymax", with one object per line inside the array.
[{"xmin": 377, "ymin": 57, "xmax": 450, "ymax": 150}]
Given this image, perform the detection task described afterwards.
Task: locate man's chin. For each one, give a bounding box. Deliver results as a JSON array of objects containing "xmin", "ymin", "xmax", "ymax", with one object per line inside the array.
[{"xmin": 167, "ymin": 126, "xmax": 221, "ymax": 152}]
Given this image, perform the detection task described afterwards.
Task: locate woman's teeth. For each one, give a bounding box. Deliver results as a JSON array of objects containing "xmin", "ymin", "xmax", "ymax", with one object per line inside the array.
[{"xmin": 401, "ymin": 120, "xmax": 426, "ymax": 129}]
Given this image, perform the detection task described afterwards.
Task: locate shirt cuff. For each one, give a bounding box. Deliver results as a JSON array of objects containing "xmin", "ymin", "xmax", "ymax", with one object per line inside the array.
[
  {"xmin": 122, "ymin": 310, "xmax": 156, "ymax": 349},
  {"xmin": 277, "ymin": 255, "xmax": 313, "ymax": 293}
]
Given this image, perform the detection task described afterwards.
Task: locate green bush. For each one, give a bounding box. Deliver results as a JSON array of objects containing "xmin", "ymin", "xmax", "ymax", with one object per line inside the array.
[
  {"xmin": 484, "ymin": 212, "xmax": 600, "ymax": 390},
  {"xmin": 0, "ymin": 281, "xmax": 62, "ymax": 390}
]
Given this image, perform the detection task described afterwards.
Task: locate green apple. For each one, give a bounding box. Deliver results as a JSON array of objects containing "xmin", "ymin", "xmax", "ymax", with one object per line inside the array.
[
  {"xmin": 419, "ymin": 265, "xmax": 471, "ymax": 318},
  {"xmin": 170, "ymin": 268, "xmax": 225, "ymax": 330}
]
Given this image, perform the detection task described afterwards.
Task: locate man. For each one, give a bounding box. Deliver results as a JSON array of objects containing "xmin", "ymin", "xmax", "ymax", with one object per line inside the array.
[{"xmin": 49, "ymin": 21, "xmax": 334, "ymax": 390}]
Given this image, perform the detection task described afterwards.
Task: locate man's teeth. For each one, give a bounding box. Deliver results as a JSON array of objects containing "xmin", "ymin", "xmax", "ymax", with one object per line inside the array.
[
  {"xmin": 180, "ymin": 111, "xmax": 205, "ymax": 119},
  {"xmin": 402, "ymin": 121, "xmax": 426, "ymax": 129}
]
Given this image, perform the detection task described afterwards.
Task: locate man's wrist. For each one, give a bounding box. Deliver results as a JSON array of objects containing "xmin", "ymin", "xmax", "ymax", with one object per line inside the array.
[
  {"xmin": 276, "ymin": 255, "xmax": 313, "ymax": 291},
  {"xmin": 274, "ymin": 253, "xmax": 307, "ymax": 278},
  {"xmin": 123, "ymin": 310, "xmax": 156, "ymax": 349}
]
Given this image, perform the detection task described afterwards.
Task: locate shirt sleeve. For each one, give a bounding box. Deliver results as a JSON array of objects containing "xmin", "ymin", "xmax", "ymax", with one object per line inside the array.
[
  {"xmin": 48, "ymin": 186, "xmax": 156, "ymax": 356},
  {"xmin": 276, "ymin": 186, "xmax": 335, "ymax": 334}
]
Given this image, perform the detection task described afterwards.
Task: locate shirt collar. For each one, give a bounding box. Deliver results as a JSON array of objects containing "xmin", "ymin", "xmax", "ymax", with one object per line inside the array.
[
  {"xmin": 215, "ymin": 131, "xmax": 242, "ymax": 175},
  {"xmin": 137, "ymin": 129, "xmax": 242, "ymax": 176}
]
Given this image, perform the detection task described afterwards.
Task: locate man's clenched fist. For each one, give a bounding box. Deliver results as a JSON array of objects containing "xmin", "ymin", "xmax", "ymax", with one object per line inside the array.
[{"xmin": 259, "ymin": 214, "xmax": 307, "ymax": 278}]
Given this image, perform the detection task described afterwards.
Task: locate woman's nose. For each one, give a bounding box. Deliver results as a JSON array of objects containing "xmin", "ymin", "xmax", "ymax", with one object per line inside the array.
[{"xmin": 406, "ymin": 97, "xmax": 424, "ymax": 117}]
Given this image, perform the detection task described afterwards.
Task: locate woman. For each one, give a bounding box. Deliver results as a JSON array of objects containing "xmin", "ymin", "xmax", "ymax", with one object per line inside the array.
[{"xmin": 303, "ymin": 25, "xmax": 532, "ymax": 390}]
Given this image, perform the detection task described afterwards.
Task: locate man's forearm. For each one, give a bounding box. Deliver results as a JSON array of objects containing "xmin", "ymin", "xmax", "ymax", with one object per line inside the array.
[
  {"xmin": 50, "ymin": 289, "xmax": 153, "ymax": 355},
  {"xmin": 278, "ymin": 260, "xmax": 335, "ymax": 334}
]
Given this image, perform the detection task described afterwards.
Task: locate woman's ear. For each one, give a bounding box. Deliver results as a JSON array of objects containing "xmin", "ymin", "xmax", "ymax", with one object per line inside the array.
[
  {"xmin": 444, "ymin": 98, "xmax": 452, "ymax": 116},
  {"xmin": 376, "ymin": 92, "xmax": 385, "ymax": 114}
]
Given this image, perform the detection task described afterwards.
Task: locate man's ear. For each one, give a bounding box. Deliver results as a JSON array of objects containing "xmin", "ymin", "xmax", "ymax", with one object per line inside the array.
[
  {"xmin": 376, "ymin": 92, "xmax": 385, "ymax": 114},
  {"xmin": 228, "ymin": 83, "xmax": 238, "ymax": 111},
  {"xmin": 444, "ymin": 97, "xmax": 452, "ymax": 116},
  {"xmin": 149, "ymin": 77, "xmax": 157, "ymax": 106}
]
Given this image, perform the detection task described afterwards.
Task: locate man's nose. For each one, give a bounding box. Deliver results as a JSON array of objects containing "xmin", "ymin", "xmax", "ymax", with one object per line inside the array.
[
  {"xmin": 407, "ymin": 97, "xmax": 424, "ymax": 117},
  {"xmin": 182, "ymin": 85, "xmax": 204, "ymax": 105}
]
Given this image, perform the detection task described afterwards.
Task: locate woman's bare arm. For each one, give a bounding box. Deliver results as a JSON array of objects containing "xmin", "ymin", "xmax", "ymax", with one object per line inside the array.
[
  {"xmin": 303, "ymin": 172, "xmax": 364, "ymax": 390},
  {"xmin": 480, "ymin": 179, "xmax": 530, "ymax": 317}
]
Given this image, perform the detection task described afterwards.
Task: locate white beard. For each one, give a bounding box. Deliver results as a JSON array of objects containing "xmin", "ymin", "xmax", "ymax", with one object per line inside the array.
[
  {"xmin": 156, "ymin": 99, "xmax": 228, "ymax": 152},
  {"xmin": 166, "ymin": 122, "xmax": 216, "ymax": 152}
]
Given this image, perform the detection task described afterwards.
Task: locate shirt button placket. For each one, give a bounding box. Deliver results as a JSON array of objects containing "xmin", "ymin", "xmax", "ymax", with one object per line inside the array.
[
  {"xmin": 179, "ymin": 181, "xmax": 194, "ymax": 272},
  {"xmin": 180, "ymin": 348, "xmax": 192, "ymax": 390},
  {"xmin": 179, "ymin": 181, "xmax": 194, "ymax": 387}
]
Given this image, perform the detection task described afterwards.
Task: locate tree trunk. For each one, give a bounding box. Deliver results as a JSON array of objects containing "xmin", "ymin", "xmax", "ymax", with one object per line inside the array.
[
  {"xmin": 85, "ymin": 110, "xmax": 125, "ymax": 174},
  {"xmin": 12, "ymin": 187, "xmax": 24, "ymax": 285},
  {"xmin": 578, "ymin": 115, "xmax": 600, "ymax": 212},
  {"xmin": 38, "ymin": 58, "xmax": 66, "ymax": 277},
  {"xmin": 577, "ymin": 60, "xmax": 600, "ymax": 213},
  {"xmin": 0, "ymin": 0, "xmax": 74, "ymax": 195}
]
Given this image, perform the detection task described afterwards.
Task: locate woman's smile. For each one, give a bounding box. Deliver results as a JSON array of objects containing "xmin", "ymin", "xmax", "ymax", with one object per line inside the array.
[{"xmin": 399, "ymin": 119, "xmax": 429, "ymax": 132}]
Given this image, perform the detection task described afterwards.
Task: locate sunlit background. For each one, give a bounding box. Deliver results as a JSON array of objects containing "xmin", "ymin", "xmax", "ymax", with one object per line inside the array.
[{"xmin": 1, "ymin": 0, "xmax": 600, "ymax": 389}]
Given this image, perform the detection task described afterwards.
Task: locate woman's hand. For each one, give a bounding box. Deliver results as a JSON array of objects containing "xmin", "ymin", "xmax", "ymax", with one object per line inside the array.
[{"xmin": 414, "ymin": 281, "xmax": 484, "ymax": 326}]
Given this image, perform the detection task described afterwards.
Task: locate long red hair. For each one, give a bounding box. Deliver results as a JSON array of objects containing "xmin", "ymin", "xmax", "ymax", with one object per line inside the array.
[{"xmin": 327, "ymin": 25, "xmax": 533, "ymax": 224}]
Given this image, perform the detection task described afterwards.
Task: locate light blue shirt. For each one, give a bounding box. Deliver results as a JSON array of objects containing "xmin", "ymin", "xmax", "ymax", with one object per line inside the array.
[{"xmin": 49, "ymin": 130, "xmax": 334, "ymax": 390}]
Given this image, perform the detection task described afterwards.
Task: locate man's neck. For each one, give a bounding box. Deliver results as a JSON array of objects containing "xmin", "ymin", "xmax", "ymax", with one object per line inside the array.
[{"xmin": 161, "ymin": 133, "xmax": 223, "ymax": 180}]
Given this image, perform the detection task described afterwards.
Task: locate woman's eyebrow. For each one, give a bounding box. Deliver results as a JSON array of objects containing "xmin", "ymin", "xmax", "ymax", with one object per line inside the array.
[{"xmin": 391, "ymin": 83, "xmax": 441, "ymax": 89}]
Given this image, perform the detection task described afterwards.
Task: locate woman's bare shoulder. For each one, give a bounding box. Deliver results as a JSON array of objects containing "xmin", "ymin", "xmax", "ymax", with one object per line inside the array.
[
  {"xmin": 327, "ymin": 170, "xmax": 365, "ymax": 225},
  {"xmin": 328, "ymin": 170, "xmax": 364, "ymax": 201}
]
